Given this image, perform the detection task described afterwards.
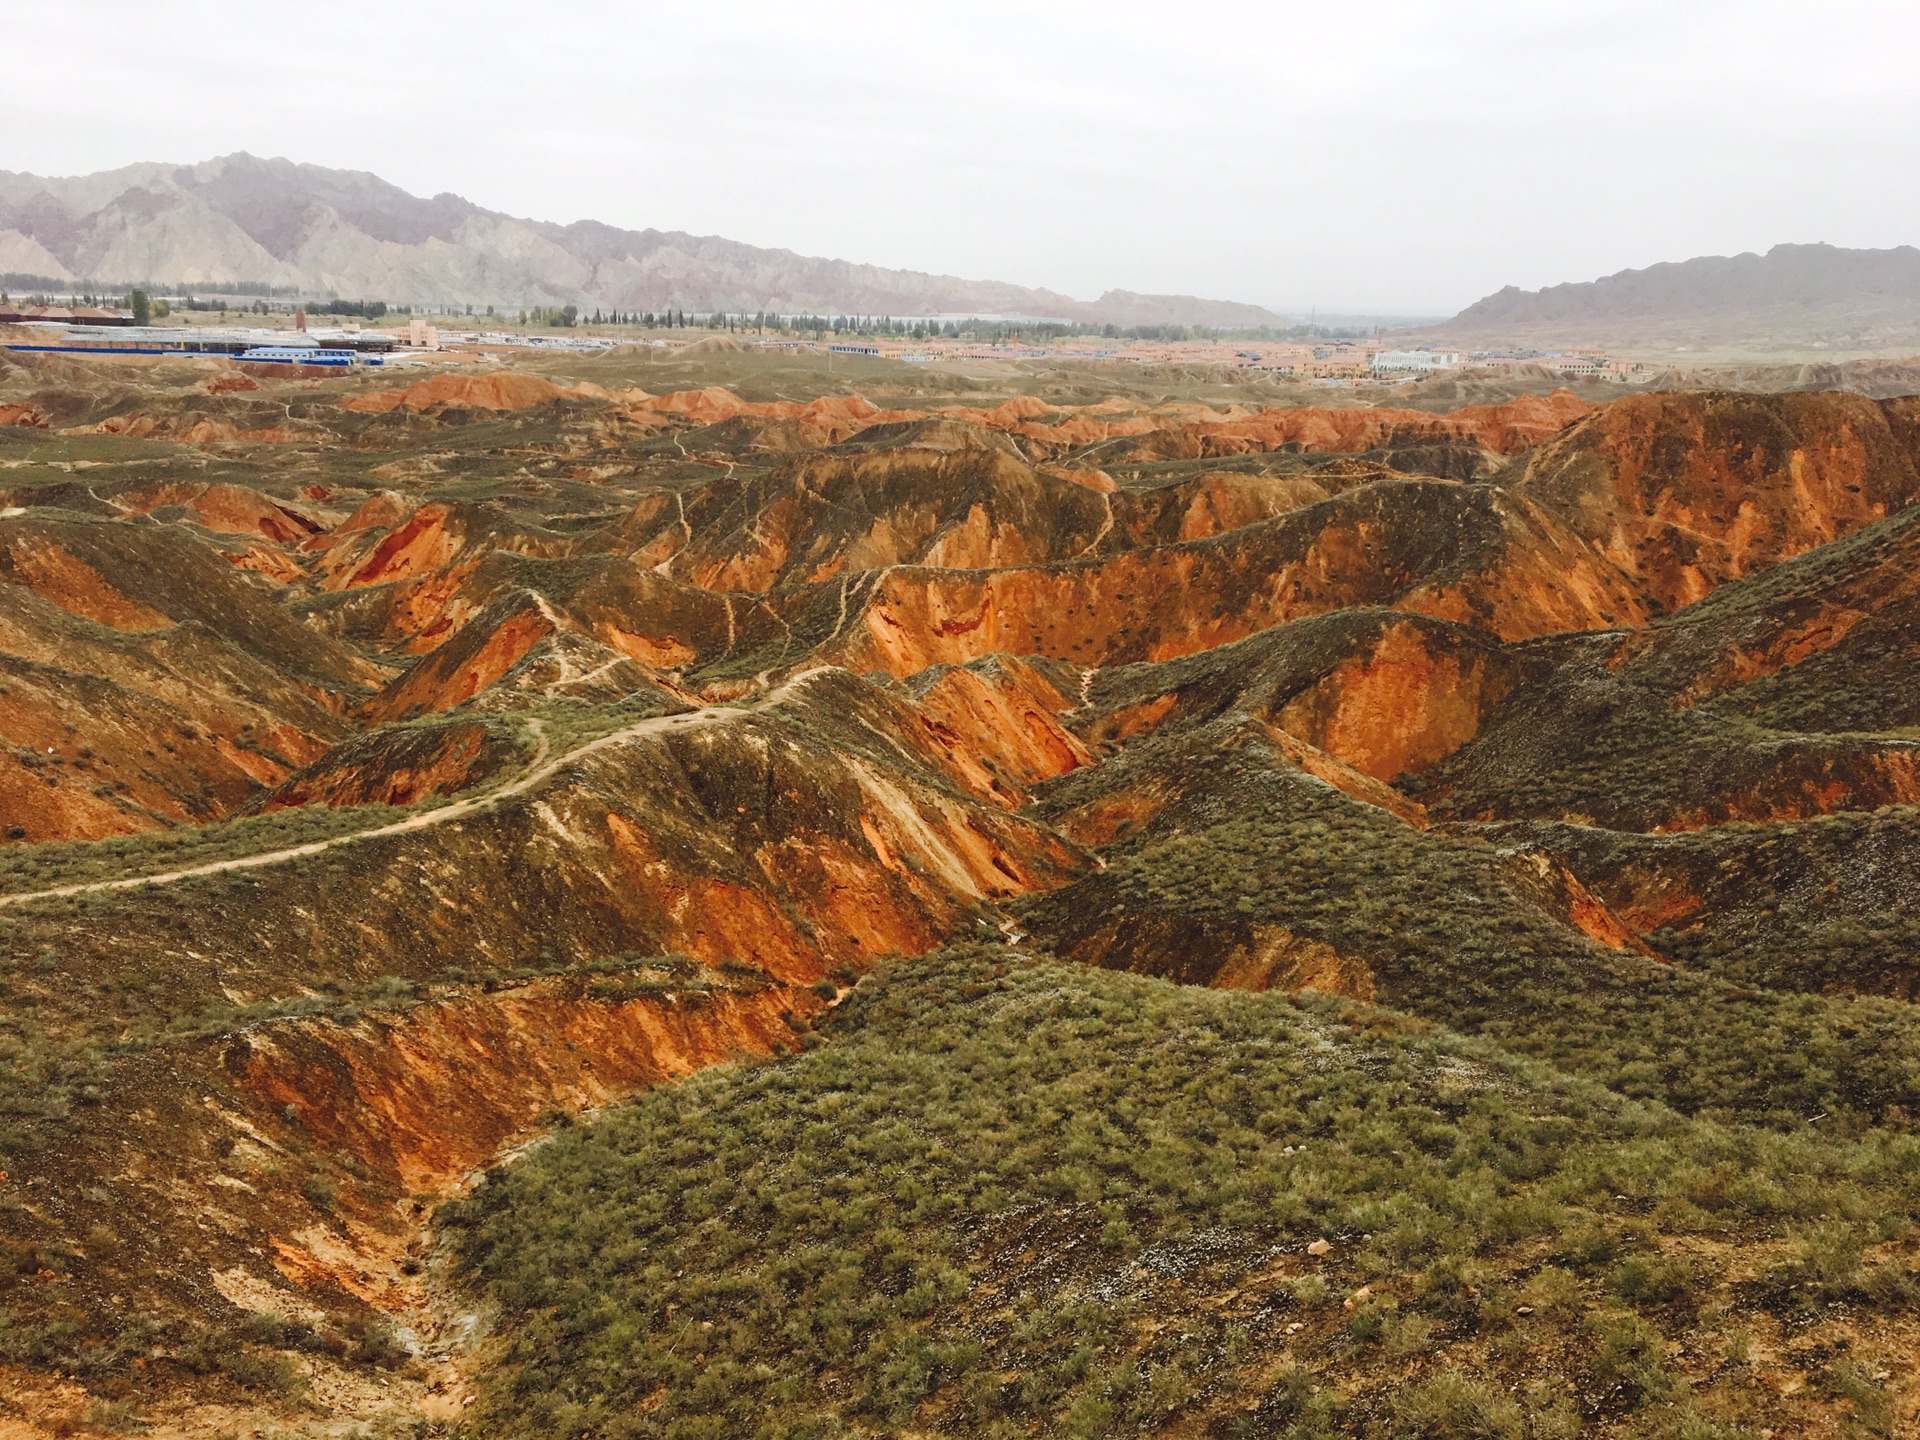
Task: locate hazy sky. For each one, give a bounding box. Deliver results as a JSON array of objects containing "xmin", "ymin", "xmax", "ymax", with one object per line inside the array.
[{"xmin": 7, "ymin": 0, "xmax": 1919, "ymax": 314}]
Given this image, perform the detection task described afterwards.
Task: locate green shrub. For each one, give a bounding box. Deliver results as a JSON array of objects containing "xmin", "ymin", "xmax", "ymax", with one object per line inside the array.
[
  {"xmin": 1611, "ymin": 1254, "xmax": 1696, "ymax": 1307},
  {"xmin": 1385, "ymin": 1371, "xmax": 1524, "ymax": 1439},
  {"xmin": 301, "ymin": 1175, "xmax": 338, "ymax": 1209},
  {"xmin": 1586, "ymin": 1308, "xmax": 1674, "ymax": 1403}
]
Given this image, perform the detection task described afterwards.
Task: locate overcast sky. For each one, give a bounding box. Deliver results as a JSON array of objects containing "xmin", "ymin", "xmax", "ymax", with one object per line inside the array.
[{"xmin": 6, "ymin": 0, "xmax": 1918, "ymax": 314}]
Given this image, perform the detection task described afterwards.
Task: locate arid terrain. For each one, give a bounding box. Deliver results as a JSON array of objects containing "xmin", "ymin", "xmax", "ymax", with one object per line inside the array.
[{"xmin": 0, "ymin": 341, "xmax": 1916, "ymax": 1438}]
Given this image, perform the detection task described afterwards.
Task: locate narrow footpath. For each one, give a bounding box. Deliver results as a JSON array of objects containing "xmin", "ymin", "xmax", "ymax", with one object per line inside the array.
[{"xmin": 0, "ymin": 669, "xmax": 832, "ymax": 908}]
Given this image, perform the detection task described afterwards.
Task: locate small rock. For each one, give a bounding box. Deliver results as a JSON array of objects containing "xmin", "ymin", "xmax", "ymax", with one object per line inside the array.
[
  {"xmin": 1516, "ymin": 1305, "xmax": 1533, "ymax": 1315},
  {"xmin": 1307, "ymin": 1239, "xmax": 1331, "ymax": 1257},
  {"xmin": 1285, "ymin": 1321, "xmax": 1305, "ymax": 1333}
]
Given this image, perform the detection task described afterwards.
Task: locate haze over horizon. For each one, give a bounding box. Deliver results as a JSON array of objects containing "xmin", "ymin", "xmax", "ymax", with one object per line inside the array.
[{"xmin": 7, "ymin": 0, "xmax": 1920, "ymax": 316}]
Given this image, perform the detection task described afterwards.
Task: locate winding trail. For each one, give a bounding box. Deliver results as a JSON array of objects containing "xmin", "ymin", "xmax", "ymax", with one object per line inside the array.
[
  {"xmin": 823, "ymin": 563, "xmax": 898, "ymax": 651},
  {"xmin": 1075, "ymin": 492, "xmax": 1115, "ymax": 559},
  {"xmin": 0, "ymin": 670, "xmax": 833, "ymax": 909},
  {"xmin": 1066, "ymin": 664, "xmax": 1099, "ymax": 717},
  {"xmin": 647, "ymin": 489, "xmax": 695, "ymax": 577}
]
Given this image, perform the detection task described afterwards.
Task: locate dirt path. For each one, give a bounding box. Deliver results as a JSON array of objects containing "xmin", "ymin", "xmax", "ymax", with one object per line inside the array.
[
  {"xmin": 1076, "ymin": 491, "xmax": 1115, "ymax": 559},
  {"xmin": 0, "ymin": 670, "xmax": 833, "ymax": 908}
]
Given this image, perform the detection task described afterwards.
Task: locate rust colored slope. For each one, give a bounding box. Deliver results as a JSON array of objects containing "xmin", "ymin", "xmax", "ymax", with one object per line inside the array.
[
  {"xmin": 249, "ymin": 717, "xmax": 524, "ymax": 812},
  {"xmin": 626, "ymin": 383, "xmax": 1588, "ymax": 462},
  {"xmin": 0, "ymin": 971, "xmax": 818, "ymax": 1436},
  {"xmin": 1414, "ymin": 508, "xmax": 1920, "ymax": 832},
  {"xmin": 0, "ymin": 514, "xmax": 382, "ymax": 692},
  {"xmin": 235, "ymin": 978, "xmax": 815, "ymax": 1196},
  {"xmin": 1, "ymin": 669, "xmax": 1083, "ymax": 979},
  {"xmin": 1181, "ymin": 388, "xmax": 1591, "ymax": 458},
  {"xmin": 826, "ymin": 481, "xmax": 1644, "ymax": 677},
  {"xmin": 113, "ymin": 481, "xmax": 328, "ymax": 544},
  {"xmin": 0, "ymin": 527, "xmax": 174, "ymax": 630},
  {"xmin": 580, "ymin": 438, "xmax": 1329, "ymax": 608},
  {"xmin": 359, "ymin": 592, "xmax": 556, "ymax": 723},
  {"xmin": 320, "ymin": 501, "xmax": 471, "ymax": 591},
  {"xmin": 631, "ymin": 387, "xmax": 909, "ymax": 442},
  {"xmin": 1268, "ymin": 620, "xmax": 1527, "ymax": 779},
  {"xmin": 926, "ymin": 388, "xmax": 1587, "ymax": 460},
  {"xmin": 1507, "ymin": 389, "xmax": 1920, "ymax": 611},
  {"xmin": 1107, "ymin": 470, "xmax": 1339, "ymax": 547},
  {"xmin": 1606, "ymin": 504, "xmax": 1920, "ymax": 720},
  {"xmin": 655, "ymin": 447, "xmax": 1112, "ymax": 591},
  {"xmin": 899, "ymin": 656, "xmax": 1096, "ymax": 807},
  {"xmin": 0, "ymin": 656, "xmax": 293, "ymax": 839},
  {"xmin": 1082, "ymin": 609, "xmax": 1535, "ymax": 782}
]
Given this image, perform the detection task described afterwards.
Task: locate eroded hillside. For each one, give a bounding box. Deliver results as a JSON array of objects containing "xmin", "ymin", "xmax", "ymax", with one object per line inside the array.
[{"xmin": 0, "ymin": 346, "xmax": 1915, "ymax": 1438}]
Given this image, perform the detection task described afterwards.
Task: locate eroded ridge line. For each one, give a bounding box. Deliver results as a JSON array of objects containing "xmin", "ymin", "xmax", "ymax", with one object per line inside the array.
[{"xmin": 0, "ymin": 672, "xmax": 834, "ymax": 908}]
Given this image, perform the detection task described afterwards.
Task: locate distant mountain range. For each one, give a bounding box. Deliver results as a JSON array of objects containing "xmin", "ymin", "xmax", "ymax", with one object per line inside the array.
[
  {"xmin": 0, "ymin": 153, "xmax": 1279, "ymax": 327},
  {"xmin": 1437, "ymin": 243, "xmax": 1920, "ymax": 352}
]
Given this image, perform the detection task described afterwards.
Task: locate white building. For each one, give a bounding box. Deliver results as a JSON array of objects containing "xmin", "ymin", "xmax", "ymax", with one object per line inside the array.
[{"xmin": 1371, "ymin": 349, "xmax": 1462, "ymax": 374}]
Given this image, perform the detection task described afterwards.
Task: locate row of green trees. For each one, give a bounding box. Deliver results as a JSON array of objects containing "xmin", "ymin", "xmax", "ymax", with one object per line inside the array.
[
  {"xmin": 496, "ymin": 309, "xmax": 1377, "ymax": 343},
  {"xmin": 31, "ymin": 291, "xmax": 1372, "ymax": 345}
]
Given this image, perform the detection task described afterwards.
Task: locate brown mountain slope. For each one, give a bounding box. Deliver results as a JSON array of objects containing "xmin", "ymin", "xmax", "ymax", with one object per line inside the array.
[
  {"xmin": 647, "ymin": 446, "xmax": 1115, "ymax": 589},
  {"xmin": 1436, "ymin": 241, "xmax": 1920, "ymax": 350},
  {"xmin": 0, "ymin": 666, "xmax": 1088, "ymax": 1421},
  {"xmin": 1076, "ymin": 608, "xmax": 1534, "ymax": 780},
  {"xmin": 1480, "ymin": 808, "xmax": 1920, "ymax": 1001}
]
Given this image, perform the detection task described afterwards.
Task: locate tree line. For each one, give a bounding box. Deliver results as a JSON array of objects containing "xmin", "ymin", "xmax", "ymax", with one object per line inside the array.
[{"xmin": 3, "ymin": 289, "xmax": 1377, "ymax": 346}]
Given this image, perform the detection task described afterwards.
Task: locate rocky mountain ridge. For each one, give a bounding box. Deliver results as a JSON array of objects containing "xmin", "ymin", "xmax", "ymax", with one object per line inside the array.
[
  {"xmin": 0, "ymin": 152, "xmax": 1279, "ymax": 324},
  {"xmin": 1437, "ymin": 241, "xmax": 1920, "ymax": 352}
]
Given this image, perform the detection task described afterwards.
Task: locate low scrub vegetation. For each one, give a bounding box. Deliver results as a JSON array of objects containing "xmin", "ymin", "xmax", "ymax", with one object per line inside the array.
[
  {"xmin": 446, "ymin": 949, "xmax": 1918, "ymax": 1439},
  {"xmin": 1024, "ymin": 726, "xmax": 1920, "ymax": 1130}
]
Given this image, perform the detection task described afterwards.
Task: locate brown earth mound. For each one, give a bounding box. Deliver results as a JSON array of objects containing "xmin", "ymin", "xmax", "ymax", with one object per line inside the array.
[
  {"xmin": 114, "ymin": 483, "xmax": 327, "ymax": 542},
  {"xmin": 340, "ymin": 372, "xmax": 602, "ymax": 413}
]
